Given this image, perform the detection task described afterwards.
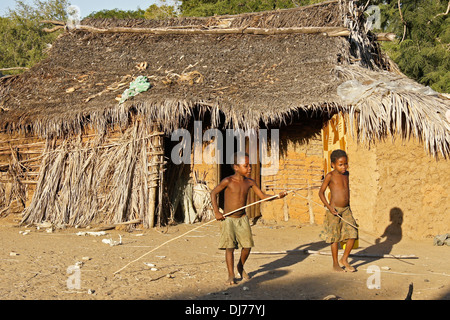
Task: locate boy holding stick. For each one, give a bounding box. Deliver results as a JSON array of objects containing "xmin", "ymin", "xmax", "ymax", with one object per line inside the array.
[
  {"xmin": 318, "ymin": 149, "xmax": 358, "ymax": 272},
  {"xmin": 211, "ymin": 153, "xmax": 287, "ymax": 285}
]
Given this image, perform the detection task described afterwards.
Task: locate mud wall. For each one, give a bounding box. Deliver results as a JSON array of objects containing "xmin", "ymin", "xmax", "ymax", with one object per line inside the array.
[{"xmin": 347, "ymin": 135, "xmax": 450, "ymax": 240}]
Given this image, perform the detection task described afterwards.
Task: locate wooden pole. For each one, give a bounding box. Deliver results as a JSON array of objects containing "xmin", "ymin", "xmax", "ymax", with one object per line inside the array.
[
  {"xmin": 307, "ymin": 179, "xmax": 315, "ymax": 224},
  {"xmin": 0, "ymin": 67, "xmax": 30, "ymax": 71},
  {"xmin": 157, "ymin": 134, "xmax": 164, "ymax": 227},
  {"xmin": 45, "ymin": 24, "xmax": 350, "ymax": 36},
  {"xmin": 147, "ymin": 126, "xmax": 159, "ymax": 228}
]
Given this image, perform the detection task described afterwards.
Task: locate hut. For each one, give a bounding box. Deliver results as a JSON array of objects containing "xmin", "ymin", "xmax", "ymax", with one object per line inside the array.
[{"xmin": 0, "ymin": 0, "xmax": 448, "ymax": 238}]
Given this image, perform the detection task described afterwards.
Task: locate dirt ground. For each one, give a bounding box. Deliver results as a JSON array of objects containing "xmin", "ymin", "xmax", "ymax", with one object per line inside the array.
[{"xmin": 0, "ymin": 214, "xmax": 448, "ymax": 301}]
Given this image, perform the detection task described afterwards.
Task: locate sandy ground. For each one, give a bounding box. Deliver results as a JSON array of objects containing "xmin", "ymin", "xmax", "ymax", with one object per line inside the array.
[{"xmin": 0, "ymin": 214, "xmax": 449, "ymax": 301}]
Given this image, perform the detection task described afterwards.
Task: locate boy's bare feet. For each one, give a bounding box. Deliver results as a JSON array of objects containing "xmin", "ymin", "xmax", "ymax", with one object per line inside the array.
[
  {"xmin": 237, "ymin": 262, "xmax": 251, "ymax": 280},
  {"xmin": 226, "ymin": 276, "xmax": 236, "ymax": 285},
  {"xmin": 333, "ymin": 263, "xmax": 345, "ymax": 272},
  {"xmin": 339, "ymin": 258, "xmax": 356, "ymax": 272}
]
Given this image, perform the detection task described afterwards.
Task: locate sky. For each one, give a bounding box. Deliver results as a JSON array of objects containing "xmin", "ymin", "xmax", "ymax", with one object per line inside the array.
[{"xmin": 0, "ymin": 0, "xmax": 169, "ymax": 18}]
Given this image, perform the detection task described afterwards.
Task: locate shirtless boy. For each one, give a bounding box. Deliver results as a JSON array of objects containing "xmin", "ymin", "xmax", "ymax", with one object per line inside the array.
[
  {"xmin": 211, "ymin": 153, "xmax": 287, "ymax": 284},
  {"xmin": 318, "ymin": 149, "xmax": 358, "ymax": 272}
]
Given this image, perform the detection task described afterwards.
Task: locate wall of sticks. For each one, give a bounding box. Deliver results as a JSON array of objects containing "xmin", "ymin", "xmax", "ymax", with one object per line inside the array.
[
  {"xmin": 0, "ymin": 119, "xmax": 166, "ymax": 229},
  {"xmin": 261, "ymin": 121, "xmax": 325, "ymax": 224}
]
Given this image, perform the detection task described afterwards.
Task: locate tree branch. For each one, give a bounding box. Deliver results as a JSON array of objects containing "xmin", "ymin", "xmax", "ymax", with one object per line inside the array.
[
  {"xmin": 398, "ymin": 0, "xmax": 407, "ymax": 42},
  {"xmin": 40, "ymin": 20, "xmax": 65, "ymax": 26},
  {"xmin": 434, "ymin": 0, "xmax": 450, "ymax": 18},
  {"xmin": 375, "ymin": 32, "xmax": 396, "ymax": 41}
]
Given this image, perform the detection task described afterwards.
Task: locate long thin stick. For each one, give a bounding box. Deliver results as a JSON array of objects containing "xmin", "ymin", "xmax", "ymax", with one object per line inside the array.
[
  {"xmin": 291, "ymin": 190, "xmax": 359, "ymax": 228},
  {"xmin": 113, "ymin": 193, "xmax": 288, "ymax": 274},
  {"xmin": 251, "ymin": 250, "xmax": 417, "ymax": 259},
  {"xmin": 336, "ymin": 214, "xmax": 359, "ymax": 230},
  {"xmin": 291, "ymin": 190, "xmax": 384, "ymax": 241}
]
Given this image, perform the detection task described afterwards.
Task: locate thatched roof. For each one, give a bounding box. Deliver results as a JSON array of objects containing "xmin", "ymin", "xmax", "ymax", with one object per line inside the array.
[{"xmin": 0, "ymin": 0, "xmax": 449, "ymax": 157}]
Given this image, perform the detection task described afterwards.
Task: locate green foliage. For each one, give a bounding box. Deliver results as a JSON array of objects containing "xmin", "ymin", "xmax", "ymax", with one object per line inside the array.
[
  {"xmin": 86, "ymin": 1, "xmax": 179, "ymax": 20},
  {"xmin": 86, "ymin": 0, "xmax": 179, "ymax": 19},
  {"xmin": 369, "ymin": 0, "xmax": 449, "ymax": 93},
  {"xmin": 86, "ymin": 1, "xmax": 178, "ymax": 20},
  {"xmin": 8, "ymin": 0, "xmax": 69, "ymax": 21},
  {"xmin": 144, "ymin": 4, "xmax": 178, "ymax": 19},
  {"xmin": 86, "ymin": 9, "xmax": 146, "ymax": 19},
  {"xmin": 179, "ymin": 0, "xmax": 298, "ymax": 16},
  {"xmin": 0, "ymin": 0, "xmax": 69, "ymax": 74}
]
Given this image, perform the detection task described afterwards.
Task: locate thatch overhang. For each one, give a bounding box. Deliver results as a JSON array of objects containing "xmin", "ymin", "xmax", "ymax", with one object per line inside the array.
[{"xmin": 0, "ymin": 0, "xmax": 448, "ymax": 157}]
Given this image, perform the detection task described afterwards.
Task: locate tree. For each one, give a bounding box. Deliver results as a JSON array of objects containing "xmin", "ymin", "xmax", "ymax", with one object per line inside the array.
[
  {"xmin": 144, "ymin": 3, "xmax": 178, "ymax": 20},
  {"xmin": 0, "ymin": 0, "xmax": 69, "ymax": 74},
  {"xmin": 368, "ymin": 0, "xmax": 449, "ymax": 93},
  {"xmin": 86, "ymin": 9, "xmax": 146, "ymax": 19},
  {"xmin": 179, "ymin": 0, "xmax": 299, "ymax": 16},
  {"xmin": 86, "ymin": 1, "xmax": 178, "ymax": 20},
  {"xmin": 179, "ymin": 0, "xmax": 328, "ymax": 16}
]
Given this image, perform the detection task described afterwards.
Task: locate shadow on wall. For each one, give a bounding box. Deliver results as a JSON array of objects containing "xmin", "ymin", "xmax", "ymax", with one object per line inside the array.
[{"xmin": 351, "ymin": 207, "xmax": 404, "ymax": 268}]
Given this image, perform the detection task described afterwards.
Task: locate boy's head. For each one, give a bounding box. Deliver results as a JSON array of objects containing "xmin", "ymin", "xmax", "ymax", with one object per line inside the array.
[
  {"xmin": 330, "ymin": 149, "xmax": 347, "ymax": 164},
  {"xmin": 330, "ymin": 149, "xmax": 348, "ymax": 173},
  {"xmin": 232, "ymin": 152, "xmax": 251, "ymax": 176}
]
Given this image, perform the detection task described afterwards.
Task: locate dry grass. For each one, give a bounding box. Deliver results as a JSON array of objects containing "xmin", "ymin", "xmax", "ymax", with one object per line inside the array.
[
  {"xmin": 0, "ymin": 1, "xmax": 353, "ymax": 137},
  {"xmin": 335, "ymin": 65, "xmax": 450, "ymax": 158},
  {"xmin": 20, "ymin": 122, "xmax": 164, "ymax": 228}
]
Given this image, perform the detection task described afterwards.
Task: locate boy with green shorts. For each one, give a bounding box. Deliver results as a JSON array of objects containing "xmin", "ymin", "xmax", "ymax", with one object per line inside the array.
[{"xmin": 211, "ymin": 153, "xmax": 287, "ymax": 285}]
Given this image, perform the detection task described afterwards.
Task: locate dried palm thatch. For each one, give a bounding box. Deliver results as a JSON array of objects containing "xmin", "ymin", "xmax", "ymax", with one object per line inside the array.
[
  {"xmin": 20, "ymin": 121, "xmax": 163, "ymax": 228},
  {"xmin": 335, "ymin": 65, "xmax": 450, "ymax": 157},
  {"xmin": 0, "ymin": 147, "xmax": 27, "ymax": 217},
  {"xmin": 0, "ymin": 0, "xmax": 353, "ymax": 138}
]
